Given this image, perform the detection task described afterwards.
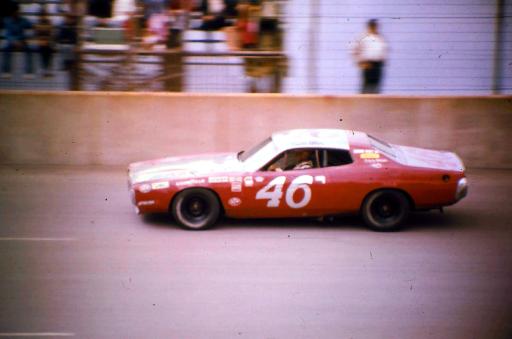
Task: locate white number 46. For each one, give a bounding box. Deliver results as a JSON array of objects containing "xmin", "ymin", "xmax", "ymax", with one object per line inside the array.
[{"xmin": 256, "ymin": 175, "xmax": 315, "ymax": 209}]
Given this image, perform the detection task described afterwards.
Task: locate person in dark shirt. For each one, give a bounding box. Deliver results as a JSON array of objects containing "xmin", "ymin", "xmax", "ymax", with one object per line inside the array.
[
  {"xmin": 88, "ymin": 0, "xmax": 114, "ymax": 18},
  {"xmin": 1, "ymin": 3, "xmax": 34, "ymax": 78},
  {"xmin": 0, "ymin": 0, "xmax": 17, "ymax": 28},
  {"xmin": 34, "ymin": 9, "xmax": 55, "ymax": 77},
  {"xmin": 199, "ymin": 0, "xmax": 227, "ymax": 30},
  {"xmin": 56, "ymin": 14, "xmax": 78, "ymax": 70}
]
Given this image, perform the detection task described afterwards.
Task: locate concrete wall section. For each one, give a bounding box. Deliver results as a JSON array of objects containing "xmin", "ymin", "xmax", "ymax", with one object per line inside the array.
[{"xmin": 0, "ymin": 92, "xmax": 511, "ymax": 168}]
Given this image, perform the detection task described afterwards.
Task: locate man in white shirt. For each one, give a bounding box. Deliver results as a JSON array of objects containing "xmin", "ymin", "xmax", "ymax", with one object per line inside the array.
[{"xmin": 353, "ymin": 19, "xmax": 388, "ymax": 94}]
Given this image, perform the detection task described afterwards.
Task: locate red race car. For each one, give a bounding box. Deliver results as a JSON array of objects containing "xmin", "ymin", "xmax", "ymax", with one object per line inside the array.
[{"xmin": 128, "ymin": 129, "xmax": 468, "ymax": 231}]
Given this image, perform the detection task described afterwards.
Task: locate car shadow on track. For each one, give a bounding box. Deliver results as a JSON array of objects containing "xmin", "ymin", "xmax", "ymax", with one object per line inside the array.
[
  {"xmin": 142, "ymin": 209, "xmax": 475, "ymax": 232},
  {"xmin": 410, "ymin": 210, "xmax": 476, "ymax": 230},
  {"xmin": 142, "ymin": 213, "xmax": 362, "ymax": 231}
]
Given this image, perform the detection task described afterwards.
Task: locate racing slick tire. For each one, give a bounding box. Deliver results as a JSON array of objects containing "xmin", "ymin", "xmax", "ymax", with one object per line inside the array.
[
  {"xmin": 171, "ymin": 188, "xmax": 221, "ymax": 230},
  {"xmin": 361, "ymin": 189, "xmax": 409, "ymax": 231}
]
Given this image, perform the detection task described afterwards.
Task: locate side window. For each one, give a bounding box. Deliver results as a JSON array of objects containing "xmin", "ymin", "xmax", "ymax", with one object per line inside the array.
[
  {"xmin": 262, "ymin": 149, "xmax": 320, "ymax": 171},
  {"xmin": 262, "ymin": 151, "xmax": 287, "ymax": 171},
  {"xmin": 319, "ymin": 149, "xmax": 353, "ymax": 167}
]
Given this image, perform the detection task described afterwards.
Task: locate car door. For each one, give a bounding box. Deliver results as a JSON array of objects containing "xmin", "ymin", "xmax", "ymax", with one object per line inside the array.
[
  {"xmin": 316, "ymin": 148, "xmax": 365, "ymax": 214},
  {"xmin": 238, "ymin": 149, "xmax": 332, "ymax": 218}
]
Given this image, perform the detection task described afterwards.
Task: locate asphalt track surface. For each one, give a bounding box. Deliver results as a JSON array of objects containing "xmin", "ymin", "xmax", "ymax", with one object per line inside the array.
[{"xmin": 0, "ymin": 166, "xmax": 511, "ymax": 339}]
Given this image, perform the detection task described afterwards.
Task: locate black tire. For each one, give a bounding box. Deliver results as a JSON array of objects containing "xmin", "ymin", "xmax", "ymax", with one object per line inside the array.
[
  {"xmin": 361, "ymin": 190, "xmax": 409, "ymax": 231},
  {"xmin": 171, "ymin": 188, "xmax": 220, "ymax": 230}
]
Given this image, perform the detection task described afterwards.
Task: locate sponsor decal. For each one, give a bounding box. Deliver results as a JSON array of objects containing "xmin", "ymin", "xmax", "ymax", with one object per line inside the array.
[
  {"xmin": 353, "ymin": 149, "xmax": 379, "ymax": 154},
  {"xmin": 354, "ymin": 149, "xmax": 382, "ymax": 160},
  {"xmin": 255, "ymin": 176, "xmax": 264, "ymax": 183},
  {"xmin": 175, "ymin": 178, "xmax": 206, "ymax": 187},
  {"xmin": 138, "ymin": 184, "xmax": 152, "ymax": 193},
  {"xmin": 229, "ymin": 176, "xmax": 242, "ymax": 183},
  {"xmin": 138, "ymin": 200, "xmax": 156, "ymax": 206},
  {"xmin": 244, "ymin": 176, "xmax": 254, "ymax": 187},
  {"xmin": 228, "ymin": 197, "xmax": 242, "ymax": 207},
  {"xmin": 151, "ymin": 181, "xmax": 170, "ymax": 190},
  {"xmin": 208, "ymin": 176, "xmax": 229, "ymax": 183},
  {"xmin": 371, "ymin": 163, "xmax": 383, "ymax": 169},
  {"xmin": 231, "ymin": 182, "xmax": 242, "ymax": 192},
  {"xmin": 360, "ymin": 152, "xmax": 380, "ymax": 159}
]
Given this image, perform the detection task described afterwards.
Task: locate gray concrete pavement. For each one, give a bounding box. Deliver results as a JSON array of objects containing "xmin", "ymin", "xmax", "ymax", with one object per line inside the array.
[{"xmin": 0, "ymin": 166, "xmax": 511, "ymax": 339}]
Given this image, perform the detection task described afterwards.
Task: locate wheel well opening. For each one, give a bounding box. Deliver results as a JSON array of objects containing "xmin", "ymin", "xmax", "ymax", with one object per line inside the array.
[
  {"xmin": 169, "ymin": 188, "xmax": 225, "ymax": 215},
  {"xmin": 361, "ymin": 188, "xmax": 415, "ymax": 212}
]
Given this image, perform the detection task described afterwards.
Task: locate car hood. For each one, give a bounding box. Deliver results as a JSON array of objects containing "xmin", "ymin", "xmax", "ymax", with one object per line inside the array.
[
  {"xmin": 128, "ymin": 152, "xmax": 242, "ymax": 184},
  {"xmin": 395, "ymin": 145, "xmax": 465, "ymax": 172}
]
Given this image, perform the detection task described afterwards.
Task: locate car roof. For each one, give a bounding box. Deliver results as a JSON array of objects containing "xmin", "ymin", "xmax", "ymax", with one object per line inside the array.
[{"xmin": 271, "ymin": 129, "xmax": 354, "ymax": 151}]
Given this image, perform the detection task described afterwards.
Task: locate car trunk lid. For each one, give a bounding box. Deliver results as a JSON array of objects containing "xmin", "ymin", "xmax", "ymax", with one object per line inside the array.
[{"xmin": 395, "ymin": 145, "xmax": 465, "ymax": 172}]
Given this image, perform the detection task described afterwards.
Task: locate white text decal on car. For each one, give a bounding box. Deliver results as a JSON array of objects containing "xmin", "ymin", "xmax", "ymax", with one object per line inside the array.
[{"xmin": 256, "ymin": 175, "xmax": 324, "ymax": 209}]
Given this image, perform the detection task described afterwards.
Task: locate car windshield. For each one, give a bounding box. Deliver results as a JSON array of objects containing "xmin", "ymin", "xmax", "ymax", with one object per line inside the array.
[
  {"xmin": 368, "ymin": 134, "xmax": 397, "ymax": 158},
  {"xmin": 238, "ymin": 137, "xmax": 272, "ymax": 162}
]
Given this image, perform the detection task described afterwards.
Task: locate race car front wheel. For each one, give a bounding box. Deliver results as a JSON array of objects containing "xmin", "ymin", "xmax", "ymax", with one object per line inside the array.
[
  {"xmin": 362, "ymin": 189, "xmax": 409, "ymax": 231},
  {"xmin": 171, "ymin": 188, "xmax": 221, "ymax": 230}
]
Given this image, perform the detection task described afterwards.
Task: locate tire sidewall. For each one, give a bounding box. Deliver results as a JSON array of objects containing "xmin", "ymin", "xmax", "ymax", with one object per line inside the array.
[
  {"xmin": 172, "ymin": 188, "xmax": 220, "ymax": 230},
  {"xmin": 362, "ymin": 190, "xmax": 409, "ymax": 231}
]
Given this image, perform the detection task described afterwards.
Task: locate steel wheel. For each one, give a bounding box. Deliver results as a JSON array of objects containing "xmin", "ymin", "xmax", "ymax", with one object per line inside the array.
[
  {"xmin": 172, "ymin": 188, "xmax": 220, "ymax": 230},
  {"xmin": 362, "ymin": 190, "xmax": 409, "ymax": 231}
]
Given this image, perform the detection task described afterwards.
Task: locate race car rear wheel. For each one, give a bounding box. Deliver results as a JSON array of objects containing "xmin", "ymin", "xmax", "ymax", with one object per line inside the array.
[
  {"xmin": 362, "ymin": 190, "xmax": 409, "ymax": 231},
  {"xmin": 171, "ymin": 188, "xmax": 220, "ymax": 230}
]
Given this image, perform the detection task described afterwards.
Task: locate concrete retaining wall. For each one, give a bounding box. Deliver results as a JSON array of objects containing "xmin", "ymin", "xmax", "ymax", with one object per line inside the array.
[{"xmin": 1, "ymin": 91, "xmax": 511, "ymax": 168}]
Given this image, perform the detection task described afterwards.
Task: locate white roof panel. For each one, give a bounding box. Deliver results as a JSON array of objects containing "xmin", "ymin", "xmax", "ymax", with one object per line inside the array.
[{"xmin": 271, "ymin": 129, "xmax": 350, "ymax": 151}]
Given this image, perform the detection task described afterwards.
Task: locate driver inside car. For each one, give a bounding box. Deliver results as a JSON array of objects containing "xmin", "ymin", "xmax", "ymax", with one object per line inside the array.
[{"xmin": 268, "ymin": 150, "xmax": 315, "ymax": 171}]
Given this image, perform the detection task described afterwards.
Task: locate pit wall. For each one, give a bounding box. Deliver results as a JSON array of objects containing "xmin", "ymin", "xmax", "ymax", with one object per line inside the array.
[{"xmin": 1, "ymin": 91, "xmax": 511, "ymax": 169}]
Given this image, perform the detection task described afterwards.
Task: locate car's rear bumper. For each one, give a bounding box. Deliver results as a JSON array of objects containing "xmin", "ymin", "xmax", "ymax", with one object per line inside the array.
[{"xmin": 455, "ymin": 177, "xmax": 468, "ymax": 201}]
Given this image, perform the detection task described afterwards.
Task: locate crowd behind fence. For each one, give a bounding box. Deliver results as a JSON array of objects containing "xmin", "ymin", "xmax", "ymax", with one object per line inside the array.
[
  {"xmin": 0, "ymin": 0, "xmax": 286, "ymax": 92},
  {"xmin": 1, "ymin": 0, "xmax": 510, "ymax": 94}
]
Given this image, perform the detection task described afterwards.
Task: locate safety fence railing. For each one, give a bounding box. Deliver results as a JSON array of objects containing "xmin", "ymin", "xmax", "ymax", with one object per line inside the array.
[{"xmin": 74, "ymin": 48, "xmax": 287, "ymax": 92}]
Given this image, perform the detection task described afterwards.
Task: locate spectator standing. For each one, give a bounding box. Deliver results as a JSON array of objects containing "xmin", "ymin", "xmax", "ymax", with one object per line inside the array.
[
  {"xmin": 142, "ymin": 0, "xmax": 168, "ymax": 24},
  {"xmin": 168, "ymin": 0, "xmax": 194, "ymax": 48},
  {"xmin": 146, "ymin": 11, "xmax": 170, "ymax": 45},
  {"xmin": 352, "ymin": 19, "xmax": 388, "ymax": 94},
  {"xmin": 113, "ymin": 0, "xmax": 137, "ymax": 20},
  {"xmin": 1, "ymin": 3, "xmax": 34, "ymax": 79},
  {"xmin": 259, "ymin": 0, "xmax": 279, "ymax": 50},
  {"xmin": 88, "ymin": 0, "xmax": 114, "ymax": 27},
  {"xmin": 56, "ymin": 14, "xmax": 78, "ymax": 71},
  {"xmin": 239, "ymin": 0, "xmax": 278, "ymax": 93},
  {"xmin": 223, "ymin": 0, "xmax": 238, "ymax": 19},
  {"xmin": 34, "ymin": 9, "xmax": 55, "ymax": 77},
  {"xmin": 237, "ymin": 0, "xmax": 260, "ymax": 49}
]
